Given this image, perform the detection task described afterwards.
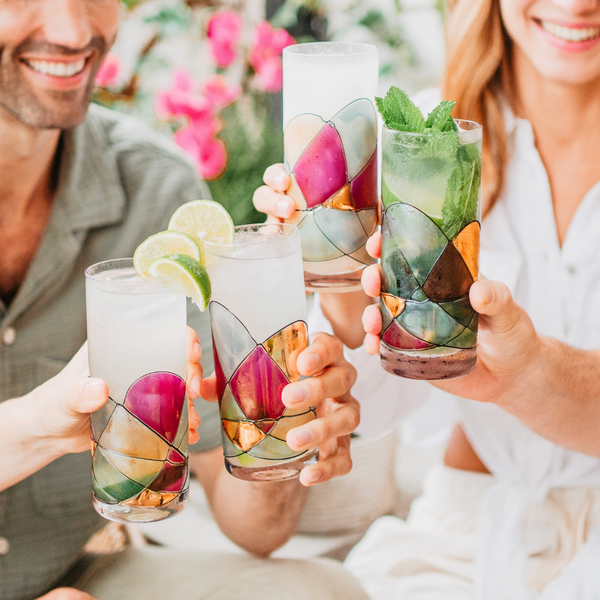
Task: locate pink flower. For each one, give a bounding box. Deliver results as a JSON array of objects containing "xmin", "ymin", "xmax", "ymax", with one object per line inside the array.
[
  {"xmin": 95, "ymin": 53, "xmax": 121, "ymax": 88},
  {"xmin": 207, "ymin": 11, "xmax": 243, "ymax": 69},
  {"xmin": 203, "ymin": 76, "xmax": 242, "ymax": 111},
  {"xmin": 155, "ymin": 69, "xmax": 213, "ymax": 122},
  {"xmin": 174, "ymin": 121, "xmax": 228, "ymax": 180},
  {"xmin": 249, "ymin": 22, "xmax": 295, "ymax": 93}
]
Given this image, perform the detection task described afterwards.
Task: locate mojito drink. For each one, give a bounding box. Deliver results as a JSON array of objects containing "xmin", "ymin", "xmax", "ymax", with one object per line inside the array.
[
  {"xmin": 86, "ymin": 259, "xmax": 189, "ymax": 522},
  {"xmin": 380, "ymin": 120, "xmax": 482, "ymax": 379},
  {"xmin": 205, "ymin": 224, "xmax": 317, "ymax": 482}
]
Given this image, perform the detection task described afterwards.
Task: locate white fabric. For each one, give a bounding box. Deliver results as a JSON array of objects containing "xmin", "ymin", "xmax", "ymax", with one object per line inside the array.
[
  {"xmin": 340, "ymin": 89, "xmax": 600, "ymax": 599},
  {"xmin": 345, "ymin": 465, "xmax": 600, "ymax": 599}
]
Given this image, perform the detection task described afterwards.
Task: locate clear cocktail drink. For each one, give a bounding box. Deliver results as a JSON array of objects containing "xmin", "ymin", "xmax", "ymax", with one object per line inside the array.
[
  {"xmin": 205, "ymin": 224, "xmax": 317, "ymax": 481},
  {"xmin": 86, "ymin": 259, "xmax": 189, "ymax": 522},
  {"xmin": 283, "ymin": 42, "xmax": 379, "ymax": 292},
  {"xmin": 380, "ymin": 121, "xmax": 482, "ymax": 379}
]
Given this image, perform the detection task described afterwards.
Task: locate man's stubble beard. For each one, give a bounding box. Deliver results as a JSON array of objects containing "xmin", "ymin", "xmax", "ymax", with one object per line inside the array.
[{"xmin": 0, "ymin": 41, "xmax": 110, "ymax": 131}]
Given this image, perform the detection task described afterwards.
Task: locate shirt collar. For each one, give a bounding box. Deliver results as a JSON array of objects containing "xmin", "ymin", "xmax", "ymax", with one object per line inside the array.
[{"xmin": 54, "ymin": 104, "xmax": 126, "ymax": 232}]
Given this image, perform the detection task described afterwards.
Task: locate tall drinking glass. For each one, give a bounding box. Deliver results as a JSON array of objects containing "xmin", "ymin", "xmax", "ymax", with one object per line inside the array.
[
  {"xmin": 380, "ymin": 121, "xmax": 482, "ymax": 379},
  {"xmin": 283, "ymin": 42, "xmax": 379, "ymax": 292},
  {"xmin": 204, "ymin": 224, "xmax": 317, "ymax": 482},
  {"xmin": 86, "ymin": 259, "xmax": 189, "ymax": 522}
]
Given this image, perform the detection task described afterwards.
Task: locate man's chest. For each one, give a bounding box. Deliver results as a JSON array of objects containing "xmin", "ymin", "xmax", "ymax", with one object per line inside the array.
[{"xmin": 0, "ymin": 201, "xmax": 52, "ymax": 304}]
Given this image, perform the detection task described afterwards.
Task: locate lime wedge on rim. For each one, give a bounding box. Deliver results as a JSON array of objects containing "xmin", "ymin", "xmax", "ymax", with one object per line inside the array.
[
  {"xmin": 168, "ymin": 199, "xmax": 234, "ymax": 263},
  {"xmin": 133, "ymin": 230, "xmax": 200, "ymax": 280},
  {"xmin": 147, "ymin": 254, "xmax": 211, "ymax": 310}
]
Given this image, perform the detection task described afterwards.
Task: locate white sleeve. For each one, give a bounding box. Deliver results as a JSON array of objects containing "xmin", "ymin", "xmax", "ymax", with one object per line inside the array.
[{"xmin": 307, "ymin": 294, "xmax": 432, "ymax": 437}]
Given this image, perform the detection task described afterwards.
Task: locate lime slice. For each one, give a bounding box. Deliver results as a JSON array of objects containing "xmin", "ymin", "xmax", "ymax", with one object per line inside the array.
[
  {"xmin": 147, "ymin": 254, "xmax": 211, "ymax": 310},
  {"xmin": 133, "ymin": 231, "xmax": 200, "ymax": 280},
  {"xmin": 168, "ymin": 199, "xmax": 234, "ymax": 264}
]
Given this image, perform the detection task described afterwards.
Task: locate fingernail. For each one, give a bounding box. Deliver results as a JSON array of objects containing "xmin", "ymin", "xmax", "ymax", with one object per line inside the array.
[
  {"xmin": 291, "ymin": 428, "xmax": 314, "ymax": 446},
  {"xmin": 304, "ymin": 353, "xmax": 319, "ymax": 372},
  {"xmin": 193, "ymin": 343, "xmax": 201, "ymax": 361},
  {"xmin": 277, "ymin": 199, "xmax": 293, "ymax": 216},
  {"xmin": 190, "ymin": 375, "xmax": 201, "ymax": 396},
  {"xmin": 274, "ymin": 172, "xmax": 286, "ymax": 188},
  {"xmin": 84, "ymin": 380, "xmax": 105, "ymax": 401},
  {"xmin": 479, "ymin": 281, "xmax": 493, "ymax": 305},
  {"xmin": 287, "ymin": 384, "xmax": 309, "ymax": 405},
  {"xmin": 306, "ymin": 469, "xmax": 322, "ymax": 484}
]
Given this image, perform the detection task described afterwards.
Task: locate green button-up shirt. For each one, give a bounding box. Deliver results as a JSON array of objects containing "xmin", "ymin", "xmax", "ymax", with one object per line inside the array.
[{"xmin": 0, "ymin": 105, "xmax": 221, "ymax": 600}]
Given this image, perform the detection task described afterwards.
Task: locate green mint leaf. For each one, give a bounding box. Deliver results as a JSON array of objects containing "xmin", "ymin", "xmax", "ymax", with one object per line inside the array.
[
  {"xmin": 442, "ymin": 117, "xmax": 459, "ymax": 132},
  {"xmin": 441, "ymin": 145, "xmax": 481, "ymax": 239},
  {"xmin": 425, "ymin": 100, "xmax": 456, "ymax": 132},
  {"xmin": 418, "ymin": 131, "xmax": 458, "ymax": 159},
  {"xmin": 376, "ymin": 86, "xmax": 426, "ymax": 133}
]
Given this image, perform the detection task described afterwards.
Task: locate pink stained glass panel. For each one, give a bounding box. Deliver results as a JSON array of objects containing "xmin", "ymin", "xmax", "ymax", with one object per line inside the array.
[
  {"xmin": 351, "ymin": 152, "xmax": 378, "ymax": 210},
  {"xmin": 382, "ymin": 319, "xmax": 432, "ymax": 350},
  {"xmin": 124, "ymin": 372, "xmax": 186, "ymax": 444},
  {"xmin": 294, "ymin": 123, "xmax": 347, "ymax": 209},
  {"xmin": 230, "ymin": 346, "xmax": 289, "ymax": 421}
]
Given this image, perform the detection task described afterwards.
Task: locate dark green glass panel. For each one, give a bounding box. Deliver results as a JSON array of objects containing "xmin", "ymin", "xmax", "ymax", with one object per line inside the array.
[
  {"xmin": 422, "ymin": 242, "xmax": 473, "ymax": 302},
  {"xmin": 469, "ymin": 313, "xmax": 479, "ymax": 333},
  {"xmin": 411, "ymin": 288, "xmax": 428, "ymax": 301},
  {"xmin": 439, "ymin": 296, "xmax": 474, "ymax": 328},
  {"xmin": 383, "ymin": 202, "xmax": 447, "ymax": 284},
  {"xmin": 399, "ymin": 300, "xmax": 464, "ymax": 345},
  {"xmin": 381, "ymin": 245, "xmax": 420, "ymax": 299},
  {"xmin": 92, "ymin": 447, "xmax": 145, "ymax": 502},
  {"xmin": 445, "ymin": 326, "xmax": 477, "ymax": 349}
]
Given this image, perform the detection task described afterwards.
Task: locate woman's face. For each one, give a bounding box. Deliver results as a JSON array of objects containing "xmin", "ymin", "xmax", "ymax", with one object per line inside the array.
[{"xmin": 500, "ymin": 0, "xmax": 600, "ymax": 85}]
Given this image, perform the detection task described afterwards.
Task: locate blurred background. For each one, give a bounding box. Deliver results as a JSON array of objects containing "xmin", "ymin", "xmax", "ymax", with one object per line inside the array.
[{"xmin": 94, "ymin": 0, "xmax": 445, "ymax": 225}]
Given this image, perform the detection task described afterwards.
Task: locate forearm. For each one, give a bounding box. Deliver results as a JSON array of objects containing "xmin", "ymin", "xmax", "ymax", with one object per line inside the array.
[
  {"xmin": 0, "ymin": 396, "xmax": 63, "ymax": 492},
  {"xmin": 319, "ymin": 290, "xmax": 374, "ymax": 349},
  {"xmin": 497, "ymin": 337, "xmax": 600, "ymax": 457},
  {"xmin": 191, "ymin": 449, "xmax": 308, "ymax": 556}
]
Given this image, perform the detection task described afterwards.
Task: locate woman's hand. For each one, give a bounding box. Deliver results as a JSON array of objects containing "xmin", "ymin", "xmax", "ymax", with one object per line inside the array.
[
  {"xmin": 201, "ymin": 332, "xmax": 360, "ymax": 487},
  {"xmin": 360, "ymin": 230, "xmax": 543, "ymax": 405},
  {"xmin": 252, "ymin": 164, "xmax": 295, "ymax": 222}
]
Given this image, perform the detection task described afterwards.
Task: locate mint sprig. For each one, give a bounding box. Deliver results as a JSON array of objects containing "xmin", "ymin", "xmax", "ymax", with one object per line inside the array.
[
  {"xmin": 441, "ymin": 145, "xmax": 481, "ymax": 239},
  {"xmin": 376, "ymin": 87, "xmax": 456, "ymax": 134}
]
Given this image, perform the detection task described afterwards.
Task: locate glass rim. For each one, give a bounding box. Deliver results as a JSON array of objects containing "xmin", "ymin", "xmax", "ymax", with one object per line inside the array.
[
  {"xmin": 85, "ymin": 257, "xmax": 134, "ymax": 279},
  {"xmin": 283, "ymin": 42, "xmax": 377, "ymax": 58},
  {"xmin": 85, "ymin": 257, "xmax": 176, "ymax": 292},
  {"xmin": 203, "ymin": 223, "xmax": 300, "ymax": 260},
  {"xmin": 382, "ymin": 119, "xmax": 482, "ymax": 136}
]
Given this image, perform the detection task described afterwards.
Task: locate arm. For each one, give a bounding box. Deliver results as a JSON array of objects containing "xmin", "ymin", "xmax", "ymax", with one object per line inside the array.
[
  {"xmin": 361, "ymin": 236, "xmax": 600, "ymax": 458},
  {"xmin": 193, "ymin": 333, "xmax": 360, "ymax": 557},
  {"xmin": 253, "ymin": 165, "xmax": 372, "ymax": 349},
  {"xmin": 0, "ymin": 332, "xmax": 203, "ymax": 493}
]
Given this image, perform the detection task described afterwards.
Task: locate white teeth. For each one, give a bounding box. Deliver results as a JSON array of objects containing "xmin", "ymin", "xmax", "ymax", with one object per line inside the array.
[
  {"xmin": 541, "ymin": 20, "xmax": 600, "ymax": 42},
  {"xmin": 25, "ymin": 59, "xmax": 86, "ymax": 78}
]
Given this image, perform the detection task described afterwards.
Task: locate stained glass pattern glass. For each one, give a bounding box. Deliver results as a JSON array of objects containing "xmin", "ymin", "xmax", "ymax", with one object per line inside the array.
[
  {"xmin": 284, "ymin": 99, "xmax": 379, "ymax": 275},
  {"xmin": 210, "ymin": 302, "xmax": 316, "ymax": 468},
  {"xmin": 380, "ymin": 201, "xmax": 479, "ymax": 352},
  {"xmin": 91, "ymin": 371, "xmax": 188, "ymax": 506}
]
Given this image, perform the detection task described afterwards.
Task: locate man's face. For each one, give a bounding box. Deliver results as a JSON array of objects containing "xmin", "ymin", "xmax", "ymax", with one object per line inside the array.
[{"xmin": 0, "ymin": 0, "xmax": 120, "ymax": 130}]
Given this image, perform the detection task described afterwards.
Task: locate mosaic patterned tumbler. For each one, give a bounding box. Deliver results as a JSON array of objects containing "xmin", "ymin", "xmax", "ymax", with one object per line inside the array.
[
  {"xmin": 86, "ymin": 259, "xmax": 189, "ymax": 522},
  {"xmin": 380, "ymin": 122, "xmax": 482, "ymax": 379},
  {"xmin": 205, "ymin": 224, "xmax": 318, "ymax": 482},
  {"xmin": 283, "ymin": 42, "xmax": 379, "ymax": 292}
]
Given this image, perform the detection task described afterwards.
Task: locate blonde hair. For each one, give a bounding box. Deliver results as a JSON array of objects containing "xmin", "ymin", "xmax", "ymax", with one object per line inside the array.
[{"xmin": 442, "ymin": 0, "xmax": 513, "ymax": 217}]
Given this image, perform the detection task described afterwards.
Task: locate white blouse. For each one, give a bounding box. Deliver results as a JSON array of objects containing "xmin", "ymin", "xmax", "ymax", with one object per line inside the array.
[{"xmin": 311, "ymin": 89, "xmax": 600, "ymax": 599}]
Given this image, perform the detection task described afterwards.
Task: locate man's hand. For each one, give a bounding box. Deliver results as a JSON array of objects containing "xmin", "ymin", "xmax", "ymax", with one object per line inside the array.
[
  {"xmin": 360, "ymin": 230, "xmax": 542, "ymax": 405},
  {"xmin": 201, "ymin": 332, "xmax": 360, "ymax": 486},
  {"xmin": 0, "ymin": 328, "xmax": 204, "ymax": 492},
  {"xmin": 37, "ymin": 589, "xmax": 96, "ymax": 600}
]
